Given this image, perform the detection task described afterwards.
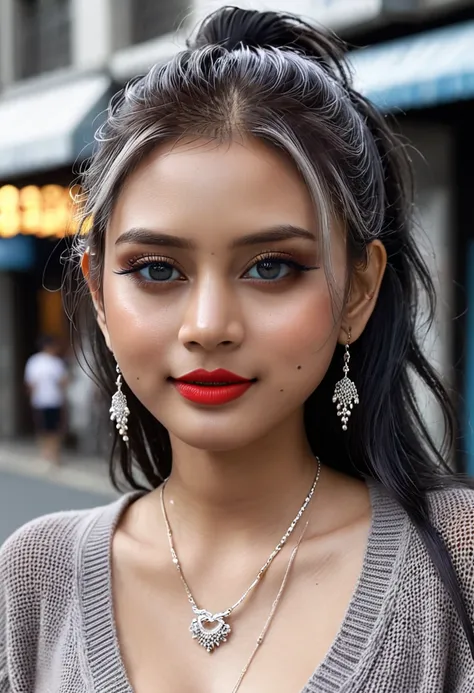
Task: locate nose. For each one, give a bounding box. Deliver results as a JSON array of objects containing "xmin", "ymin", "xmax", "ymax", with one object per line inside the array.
[{"xmin": 178, "ymin": 275, "xmax": 244, "ymax": 351}]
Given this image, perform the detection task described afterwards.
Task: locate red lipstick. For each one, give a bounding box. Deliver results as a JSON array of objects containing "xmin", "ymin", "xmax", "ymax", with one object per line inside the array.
[{"xmin": 172, "ymin": 369, "xmax": 255, "ymax": 405}]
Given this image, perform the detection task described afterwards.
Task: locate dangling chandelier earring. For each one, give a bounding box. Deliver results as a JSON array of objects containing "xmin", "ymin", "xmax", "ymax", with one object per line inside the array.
[
  {"xmin": 332, "ymin": 329, "xmax": 359, "ymax": 431},
  {"xmin": 110, "ymin": 363, "xmax": 130, "ymax": 443}
]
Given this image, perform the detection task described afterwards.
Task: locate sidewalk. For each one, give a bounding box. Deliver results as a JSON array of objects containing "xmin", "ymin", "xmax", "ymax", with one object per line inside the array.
[{"xmin": 0, "ymin": 441, "xmax": 118, "ymax": 498}]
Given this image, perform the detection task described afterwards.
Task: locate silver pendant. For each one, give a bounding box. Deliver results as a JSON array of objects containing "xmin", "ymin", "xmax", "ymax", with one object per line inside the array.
[
  {"xmin": 332, "ymin": 375, "xmax": 359, "ymax": 431},
  {"xmin": 190, "ymin": 608, "xmax": 232, "ymax": 653}
]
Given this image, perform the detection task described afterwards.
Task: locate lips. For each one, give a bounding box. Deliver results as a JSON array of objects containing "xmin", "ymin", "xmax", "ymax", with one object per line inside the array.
[{"xmin": 171, "ymin": 369, "xmax": 255, "ymax": 405}]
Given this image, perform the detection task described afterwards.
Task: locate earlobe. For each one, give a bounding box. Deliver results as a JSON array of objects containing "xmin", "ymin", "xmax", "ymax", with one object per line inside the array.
[{"xmin": 81, "ymin": 248, "xmax": 111, "ymax": 350}]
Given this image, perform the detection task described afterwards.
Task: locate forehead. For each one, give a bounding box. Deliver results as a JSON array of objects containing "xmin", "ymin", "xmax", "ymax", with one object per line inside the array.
[{"xmin": 109, "ymin": 136, "xmax": 317, "ymax": 243}]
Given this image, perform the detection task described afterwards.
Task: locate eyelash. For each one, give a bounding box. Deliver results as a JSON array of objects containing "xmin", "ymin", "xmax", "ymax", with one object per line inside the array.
[{"xmin": 114, "ymin": 252, "xmax": 319, "ymax": 286}]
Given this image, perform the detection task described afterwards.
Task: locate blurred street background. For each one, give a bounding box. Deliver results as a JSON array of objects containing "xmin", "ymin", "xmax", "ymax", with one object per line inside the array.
[{"xmin": 1, "ymin": 0, "xmax": 474, "ymax": 536}]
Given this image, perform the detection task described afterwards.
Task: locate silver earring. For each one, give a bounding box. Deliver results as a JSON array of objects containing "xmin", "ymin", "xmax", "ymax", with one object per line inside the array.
[
  {"xmin": 332, "ymin": 331, "xmax": 359, "ymax": 432},
  {"xmin": 110, "ymin": 364, "xmax": 130, "ymax": 443}
]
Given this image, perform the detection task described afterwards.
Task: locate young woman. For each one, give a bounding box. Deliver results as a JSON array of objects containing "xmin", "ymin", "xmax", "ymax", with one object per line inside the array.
[{"xmin": 1, "ymin": 6, "xmax": 474, "ymax": 692}]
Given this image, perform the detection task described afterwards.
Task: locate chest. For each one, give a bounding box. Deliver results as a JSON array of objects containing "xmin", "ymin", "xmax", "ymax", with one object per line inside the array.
[
  {"xmin": 111, "ymin": 524, "xmax": 370, "ymax": 693},
  {"xmin": 30, "ymin": 358, "xmax": 61, "ymax": 384}
]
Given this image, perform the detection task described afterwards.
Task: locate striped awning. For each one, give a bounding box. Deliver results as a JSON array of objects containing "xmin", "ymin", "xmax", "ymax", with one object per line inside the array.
[
  {"xmin": 0, "ymin": 74, "xmax": 111, "ymax": 178},
  {"xmin": 350, "ymin": 20, "xmax": 474, "ymax": 111}
]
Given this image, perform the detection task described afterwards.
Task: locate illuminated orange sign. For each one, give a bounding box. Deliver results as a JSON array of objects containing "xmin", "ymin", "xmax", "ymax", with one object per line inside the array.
[{"xmin": 0, "ymin": 184, "xmax": 86, "ymax": 239}]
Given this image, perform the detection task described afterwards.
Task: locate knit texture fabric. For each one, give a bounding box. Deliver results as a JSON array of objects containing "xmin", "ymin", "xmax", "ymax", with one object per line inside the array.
[{"xmin": 1, "ymin": 481, "xmax": 474, "ymax": 692}]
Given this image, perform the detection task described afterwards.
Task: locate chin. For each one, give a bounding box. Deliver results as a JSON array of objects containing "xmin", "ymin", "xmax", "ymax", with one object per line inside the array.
[{"xmin": 165, "ymin": 420, "xmax": 264, "ymax": 453}]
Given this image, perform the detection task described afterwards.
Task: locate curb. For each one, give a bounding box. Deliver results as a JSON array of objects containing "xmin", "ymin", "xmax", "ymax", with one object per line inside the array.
[{"xmin": 0, "ymin": 448, "xmax": 118, "ymax": 498}]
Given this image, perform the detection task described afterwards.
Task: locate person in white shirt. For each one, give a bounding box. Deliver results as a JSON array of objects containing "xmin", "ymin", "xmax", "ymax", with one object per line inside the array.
[{"xmin": 24, "ymin": 336, "xmax": 68, "ymax": 466}]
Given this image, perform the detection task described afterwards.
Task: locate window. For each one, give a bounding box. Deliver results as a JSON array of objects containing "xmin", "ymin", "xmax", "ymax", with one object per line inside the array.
[
  {"xmin": 132, "ymin": 0, "xmax": 188, "ymax": 44},
  {"xmin": 16, "ymin": 0, "xmax": 71, "ymax": 79}
]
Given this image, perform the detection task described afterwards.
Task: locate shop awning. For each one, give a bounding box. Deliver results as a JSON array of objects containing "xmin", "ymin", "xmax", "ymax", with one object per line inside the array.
[
  {"xmin": 0, "ymin": 74, "xmax": 111, "ymax": 178},
  {"xmin": 350, "ymin": 20, "xmax": 474, "ymax": 111}
]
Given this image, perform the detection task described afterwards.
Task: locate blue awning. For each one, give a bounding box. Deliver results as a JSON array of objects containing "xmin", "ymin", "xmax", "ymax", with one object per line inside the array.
[
  {"xmin": 349, "ymin": 20, "xmax": 474, "ymax": 111},
  {"xmin": 0, "ymin": 74, "xmax": 112, "ymax": 178}
]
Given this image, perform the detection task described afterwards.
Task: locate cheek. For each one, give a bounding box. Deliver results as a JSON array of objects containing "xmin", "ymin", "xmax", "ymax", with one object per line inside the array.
[
  {"xmin": 101, "ymin": 274, "xmax": 174, "ymax": 369},
  {"xmin": 252, "ymin": 288, "xmax": 339, "ymax": 367}
]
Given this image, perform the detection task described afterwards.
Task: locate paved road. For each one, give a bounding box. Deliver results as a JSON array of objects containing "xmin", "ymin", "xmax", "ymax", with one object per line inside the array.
[{"xmin": 0, "ymin": 469, "xmax": 117, "ymax": 544}]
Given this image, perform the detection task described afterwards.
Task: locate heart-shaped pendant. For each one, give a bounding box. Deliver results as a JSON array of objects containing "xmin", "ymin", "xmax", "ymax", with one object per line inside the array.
[{"xmin": 190, "ymin": 609, "xmax": 232, "ymax": 653}]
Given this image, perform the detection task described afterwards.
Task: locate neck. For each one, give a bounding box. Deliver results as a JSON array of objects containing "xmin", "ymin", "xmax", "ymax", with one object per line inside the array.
[{"xmin": 163, "ymin": 414, "xmax": 318, "ymax": 546}]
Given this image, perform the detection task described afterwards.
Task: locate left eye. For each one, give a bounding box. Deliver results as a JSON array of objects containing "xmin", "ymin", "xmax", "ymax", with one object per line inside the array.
[
  {"xmin": 138, "ymin": 262, "xmax": 181, "ymax": 282},
  {"xmin": 245, "ymin": 260, "xmax": 292, "ymax": 281}
]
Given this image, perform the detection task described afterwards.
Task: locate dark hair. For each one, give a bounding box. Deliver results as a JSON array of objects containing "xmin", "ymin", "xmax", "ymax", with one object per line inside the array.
[
  {"xmin": 65, "ymin": 6, "xmax": 474, "ymax": 653},
  {"xmin": 37, "ymin": 334, "xmax": 59, "ymax": 352}
]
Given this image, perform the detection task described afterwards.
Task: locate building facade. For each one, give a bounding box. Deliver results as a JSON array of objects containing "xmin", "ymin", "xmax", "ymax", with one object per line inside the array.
[
  {"xmin": 342, "ymin": 1, "xmax": 474, "ymax": 473},
  {"xmin": 0, "ymin": 0, "xmax": 472, "ymax": 467}
]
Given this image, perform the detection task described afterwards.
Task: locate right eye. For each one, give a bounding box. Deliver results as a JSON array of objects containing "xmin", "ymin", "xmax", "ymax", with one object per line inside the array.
[{"xmin": 137, "ymin": 262, "xmax": 182, "ymax": 282}]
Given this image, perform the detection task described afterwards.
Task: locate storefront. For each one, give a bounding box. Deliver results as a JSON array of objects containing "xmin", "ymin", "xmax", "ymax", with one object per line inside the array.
[
  {"xmin": 0, "ymin": 73, "xmax": 111, "ymax": 440},
  {"xmin": 0, "ymin": 175, "xmax": 85, "ymax": 438}
]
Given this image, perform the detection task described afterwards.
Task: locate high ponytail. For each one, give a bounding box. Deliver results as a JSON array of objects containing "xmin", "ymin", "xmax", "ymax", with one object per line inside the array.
[
  {"xmin": 190, "ymin": 6, "xmax": 350, "ymax": 84},
  {"xmin": 67, "ymin": 5, "xmax": 474, "ymax": 655}
]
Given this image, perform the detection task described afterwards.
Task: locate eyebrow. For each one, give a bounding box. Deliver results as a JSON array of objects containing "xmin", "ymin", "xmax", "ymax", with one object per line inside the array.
[
  {"xmin": 115, "ymin": 228, "xmax": 193, "ymax": 249},
  {"xmin": 115, "ymin": 224, "xmax": 316, "ymax": 249},
  {"xmin": 233, "ymin": 225, "xmax": 316, "ymax": 247}
]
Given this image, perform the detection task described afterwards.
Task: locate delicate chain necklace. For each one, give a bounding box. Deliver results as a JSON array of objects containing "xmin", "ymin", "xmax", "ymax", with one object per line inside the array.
[
  {"xmin": 160, "ymin": 457, "xmax": 321, "ymax": 653},
  {"xmin": 231, "ymin": 515, "xmax": 311, "ymax": 693}
]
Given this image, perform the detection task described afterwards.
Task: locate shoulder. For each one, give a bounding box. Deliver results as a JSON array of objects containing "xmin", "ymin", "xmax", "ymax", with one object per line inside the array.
[
  {"xmin": 427, "ymin": 484, "xmax": 474, "ymax": 540},
  {"xmin": 52, "ymin": 356, "xmax": 67, "ymax": 375},
  {"xmin": 0, "ymin": 506, "xmax": 107, "ymax": 664},
  {"xmin": 426, "ymin": 484, "xmax": 474, "ymax": 592},
  {"xmin": 0, "ymin": 497, "xmax": 125, "ymax": 597},
  {"xmin": 24, "ymin": 353, "xmax": 39, "ymax": 371},
  {"xmin": 0, "ymin": 496, "xmax": 135, "ymax": 688},
  {"xmin": 52, "ymin": 355, "xmax": 66, "ymax": 367}
]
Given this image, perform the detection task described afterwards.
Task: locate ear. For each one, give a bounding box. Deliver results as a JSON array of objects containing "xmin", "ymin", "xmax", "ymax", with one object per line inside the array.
[
  {"xmin": 338, "ymin": 240, "xmax": 387, "ymax": 344},
  {"xmin": 81, "ymin": 249, "xmax": 111, "ymax": 351}
]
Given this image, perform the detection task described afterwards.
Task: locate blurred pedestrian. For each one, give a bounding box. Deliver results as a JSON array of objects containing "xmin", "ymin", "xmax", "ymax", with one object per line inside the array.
[{"xmin": 24, "ymin": 335, "xmax": 68, "ymax": 466}]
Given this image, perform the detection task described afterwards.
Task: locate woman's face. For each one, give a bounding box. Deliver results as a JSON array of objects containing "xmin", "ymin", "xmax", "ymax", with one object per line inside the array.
[{"xmin": 98, "ymin": 137, "xmax": 347, "ymax": 451}]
